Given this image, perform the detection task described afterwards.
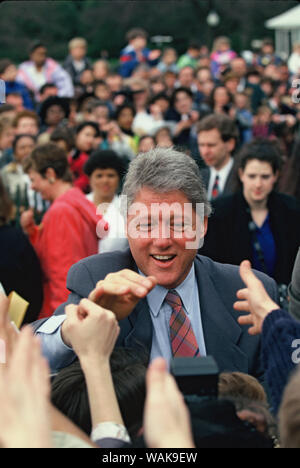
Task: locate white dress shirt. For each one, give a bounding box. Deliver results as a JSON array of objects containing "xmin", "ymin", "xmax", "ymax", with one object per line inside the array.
[{"xmin": 207, "ymin": 157, "xmax": 234, "ymax": 200}]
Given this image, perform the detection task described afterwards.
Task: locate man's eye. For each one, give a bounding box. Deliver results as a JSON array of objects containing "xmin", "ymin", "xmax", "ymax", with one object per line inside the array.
[{"xmin": 138, "ymin": 223, "xmax": 152, "ymax": 231}]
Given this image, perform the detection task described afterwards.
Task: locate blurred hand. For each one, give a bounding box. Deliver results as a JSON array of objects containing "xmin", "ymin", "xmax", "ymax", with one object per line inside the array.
[
  {"xmin": 20, "ymin": 209, "xmax": 36, "ymax": 236},
  {"xmin": 234, "ymin": 260, "xmax": 279, "ymax": 335},
  {"xmin": 63, "ymin": 299, "xmax": 120, "ymax": 362},
  {"xmin": 0, "ymin": 293, "xmax": 18, "ymax": 364},
  {"xmin": 174, "ymin": 119, "xmax": 192, "ymax": 135},
  {"xmin": 0, "ymin": 327, "xmax": 51, "ymax": 448},
  {"xmin": 148, "ymin": 49, "xmax": 161, "ymax": 61},
  {"xmin": 190, "ymin": 110, "xmax": 200, "ymax": 122},
  {"xmin": 144, "ymin": 358, "xmax": 194, "ymax": 448},
  {"xmin": 149, "ymin": 103, "xmax": 163, "ymax": 119},
  {"xmin": 87, "ymin": 269, "xmax": 157, "ymax": 321}
]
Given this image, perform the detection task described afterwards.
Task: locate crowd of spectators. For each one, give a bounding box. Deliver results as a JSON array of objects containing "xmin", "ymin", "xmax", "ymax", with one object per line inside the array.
[{"xmin": 0, "ymin": 27, "xmax": 300, "ymax": 449}]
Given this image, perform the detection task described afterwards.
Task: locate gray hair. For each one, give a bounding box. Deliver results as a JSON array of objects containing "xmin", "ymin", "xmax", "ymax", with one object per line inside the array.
[{"xmin": 121, "ymin": 146, "xmax": 211, "ymax": 216}]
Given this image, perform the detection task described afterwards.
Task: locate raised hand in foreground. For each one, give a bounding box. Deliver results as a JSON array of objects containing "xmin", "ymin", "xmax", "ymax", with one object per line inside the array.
[
  {"xmin": 144, "ymin": 357, "xmax": 195, "ymax": 449},
  {"xmin": 0, "ymin": 326, "xmax": 51, "ymax": 448},
  {"xmin": 64, "ymin": 299, "xmax": 124, "ymax": 428},
  {"xmin": 234, "ymin": 260, "xmax": 280, "ymax": 335}
]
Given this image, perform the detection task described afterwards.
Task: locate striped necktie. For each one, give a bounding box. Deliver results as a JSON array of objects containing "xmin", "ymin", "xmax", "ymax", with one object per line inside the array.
[
  {"xmin": 211, "ymin": 174, "xmax": 220, "ymax": 200},
  {"xmin": 165, "ymin": 289, "xmax": 200, "ymax": 357}
]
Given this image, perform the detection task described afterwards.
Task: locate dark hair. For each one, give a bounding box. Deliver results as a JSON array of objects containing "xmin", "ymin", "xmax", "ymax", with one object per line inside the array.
[
  {"xmin": 51, "ymin": 347, "xmax": 148, "ymax": 437},
  {"xmin": 39, "ymin": 96, "xmax": 70, "ymax": 125},
  {"xmin": 39, "ymin": 83, "xmax": 57, "ymax": 94},
  {"xmin": 29, "ymin": 40, "xmax": 46, "ymax": 55},
  {"xmin": 126, "ymin": 27, "xmax": 148, "ymax": 42},
  {"xmin": 75, "ymin": 121, "xmax": 100, "ymax": 137},
  {"xmin": 23, "ymin": 142, "xmax": 72, "ymax": 182},
  {"xmin": 208, "ymin": 85, "xmax": 233, "ymax": 109},
  {"xmin": 148, "ymin": 92, "xmax": 170, "ymax": 106},
  {"xmin": 171, "ymin": 86, "xmax": 193, "ymax": 107},
  {"xmin": 93, "ymin": 79, "xmax": 109, "ymax": 90},
  {"xmin": 0, "ymin": 176, "xmax": 13, "ymax": 226},
  {"xmin": 188, "ymin": 40, "xmax": 201, "ymax": 50},
  {"xmin": 115, "ymin": 103, "xmax": 136, "ymax": 121},
  {"xmin": 50, "ymin": 126, "xmax": 75, "ymax": 152},
  {"xmin": 196, "ymin": 113, "xmax": 239, "ymax": 143},
  {"xmin": 237, "ymin": 137, "xmax": 283, "ymax": 174},
  {"xmin": 0, "ymin": 58, "xmax": 13, "ymax": 75},
  {"xmin": 0, "ymin": 104, "xmax": 15, "ymax": 115},
  {"xmin": 84, "ymin": 149, "xmax": 126, "ymax": 178},
  {"xmin": 12, "ymin": 133, "xmax": 36, "ymax": 152}
]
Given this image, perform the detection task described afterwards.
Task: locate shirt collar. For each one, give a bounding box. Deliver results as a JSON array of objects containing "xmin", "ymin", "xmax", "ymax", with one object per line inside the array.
[
  {"xmin": 210, "ymin": 157, "xmax": 233, "ymax": 181},
  {"xmin": 139, "ymin": 264, "xmax": 196, "ymax": 318}
]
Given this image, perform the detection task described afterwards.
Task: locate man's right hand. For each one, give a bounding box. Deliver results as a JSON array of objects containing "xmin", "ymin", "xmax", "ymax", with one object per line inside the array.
[{"xmin": 88, "ymin": 269, "xmax": 157, "ymax": 321}]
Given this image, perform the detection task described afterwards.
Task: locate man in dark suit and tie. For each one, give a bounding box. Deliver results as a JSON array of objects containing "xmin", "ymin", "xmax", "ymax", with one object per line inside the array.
[
  {"xmin": 34, "ymin": 147, "xmax": 278, "ymax": 381},
  {"xmin": 197, "ymin": 114, "xmax": 239, "ymax": 200}
]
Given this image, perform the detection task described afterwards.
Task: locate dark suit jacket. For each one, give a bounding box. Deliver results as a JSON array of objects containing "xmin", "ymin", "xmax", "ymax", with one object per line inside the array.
[
  {"xmin": 33, "ymin": 249, "xmax": 278, "ymax": 381},
  {"xmin": 201, "ymin": 191, "xmax": 300, "ymax": 285},
  {"xmin": 200, "ymin": 165, "xmax": 236, "ymax": 198}
]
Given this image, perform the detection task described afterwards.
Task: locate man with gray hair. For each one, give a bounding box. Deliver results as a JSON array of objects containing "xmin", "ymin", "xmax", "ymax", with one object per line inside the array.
[{"xmin": 33, "ymin": 147, "xmax": 278, "ymax": 381}]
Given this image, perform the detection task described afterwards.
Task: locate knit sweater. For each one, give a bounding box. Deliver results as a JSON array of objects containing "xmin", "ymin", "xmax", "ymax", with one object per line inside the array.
[
  {"xmin": 262, "ymin": 308, "xmax": 300, "ymax": 414},
  {"xmin": 288, "ymin": 248, "xmax": 300, "ymax": 321}
]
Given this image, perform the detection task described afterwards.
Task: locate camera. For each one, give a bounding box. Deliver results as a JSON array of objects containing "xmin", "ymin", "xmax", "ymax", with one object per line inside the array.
[{"xmin": 170, "ymin": 355, "xmax": 219, "ymax": 399}]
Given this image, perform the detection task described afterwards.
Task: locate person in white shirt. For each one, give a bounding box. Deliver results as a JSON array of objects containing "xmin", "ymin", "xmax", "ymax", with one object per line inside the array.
[
  {"xmin": 288, "ymin": 43, "xmax": 300, "ymax": 76},
  {"xmin": 197, "ymin": 113, "xmax": 239, "ymax": 200},
  {"xmin": 17, "ymin": 41, "xmax": 74, "ymax": 101},
  {"xmin": 84, "ymin": 149, "xmax": 128, "ymax": 253}
]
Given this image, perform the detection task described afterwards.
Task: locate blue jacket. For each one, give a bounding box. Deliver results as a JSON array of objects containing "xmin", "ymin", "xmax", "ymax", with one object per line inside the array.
[{"xmin": 5, "ymin": 81, "xmax": 34, "ymax": 109}]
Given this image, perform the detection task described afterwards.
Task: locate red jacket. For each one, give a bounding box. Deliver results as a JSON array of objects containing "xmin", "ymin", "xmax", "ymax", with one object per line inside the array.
[
  {"xmin": 69, "ymin": 150, "xmax": 90, "ymax": 193},
  {"xmin": 30, "ymin": 188, "xmax": 100, "ymax": 318}
]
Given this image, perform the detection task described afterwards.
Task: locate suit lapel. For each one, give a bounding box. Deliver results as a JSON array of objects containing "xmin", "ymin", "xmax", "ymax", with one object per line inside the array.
[
  {"xmin": 194, "ymin": 257, "xmax": 249, "ymax": 373},
  {"xmin": 121, "ymin": 255, "xmax": 153, "ymax": 351}
]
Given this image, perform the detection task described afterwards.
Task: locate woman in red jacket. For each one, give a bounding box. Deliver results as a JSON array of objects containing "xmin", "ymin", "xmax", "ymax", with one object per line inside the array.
[{"xmin": 20, "ymin": 143, "xmax": 102, "ymax": 319}]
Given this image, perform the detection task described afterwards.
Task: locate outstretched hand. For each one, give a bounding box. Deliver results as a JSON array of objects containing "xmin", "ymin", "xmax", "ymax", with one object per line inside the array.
[
  {"xmin": 144, "ymin": 358, "xmax": 194, "ymax": 449},
  {"xmin": 88, "ymin": 269, "xmax": 157, "ymax": 321},
  {"xmin": 234, "ymin": 260, "xmax": 279, "ymax": 335},
  {"xmin": 0, "ymin": 327, "xmax": 51, "ymax": 448},
  {"xmin": 63, "ymin": 299, "xmax": 120, "ymax": 362}
]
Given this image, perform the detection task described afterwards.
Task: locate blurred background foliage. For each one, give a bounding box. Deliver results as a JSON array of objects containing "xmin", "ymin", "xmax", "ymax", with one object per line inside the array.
[{"xmin": 0, "ymin": 0, "xmax": 298, "ymax": 63}]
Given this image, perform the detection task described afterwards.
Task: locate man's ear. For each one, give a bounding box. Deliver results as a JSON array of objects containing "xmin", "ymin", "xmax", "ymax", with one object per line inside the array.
[
  {"xmin": 203, "ymin": 216, "xmax": 208, "ymax": 238},
  {"xmin": 45, "ymin": 167, "xmax": 56, "ymax": 182},
  {"xmin": 238, "ymin": 167, "xmax": 244, "ymax": 183},
  {"xmin": 226, "ymin": 137, "xmax": 235, "ymax": 155}
]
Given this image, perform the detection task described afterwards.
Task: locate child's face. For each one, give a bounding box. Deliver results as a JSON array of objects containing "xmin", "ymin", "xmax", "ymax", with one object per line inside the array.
[
  {"xmin": 71, "ymin": 45, "xmax": 86, "ymax": 61},
  {"xmin": 234, "ymin": 94, "xmax": 247, "ymax": 109},
  {"xmin": 132, "ymin": 36, "xmax": 147, "ymax": 50},
  {"xmin": 1, "ymin": 64, "xmax": 17, "ymax": 82},
  {"xmin": 258, "ymin": 111, "xmax": 271, "ymax": 124},
  {"xmin": 95, "ymin": 84, "xmax": 110, "ymax": 101},
  {"xmin": 163, "ymin": 50, "xmax": 177, "ymax": 64}
]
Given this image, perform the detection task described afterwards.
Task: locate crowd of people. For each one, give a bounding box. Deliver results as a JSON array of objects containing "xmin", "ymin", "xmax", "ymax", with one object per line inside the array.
[{"xmin": 0, "ymin": 26, "xmax": 300, "ymax": 448}]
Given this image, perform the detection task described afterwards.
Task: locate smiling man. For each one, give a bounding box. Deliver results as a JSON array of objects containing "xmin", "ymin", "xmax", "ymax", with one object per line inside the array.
[{"xmin": 33, "ymin": 147, "xmax": 278, "ymax": 379}]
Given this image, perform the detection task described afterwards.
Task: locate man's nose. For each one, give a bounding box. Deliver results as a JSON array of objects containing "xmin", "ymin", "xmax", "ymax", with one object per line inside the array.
[{"xmin": 151, "ymin": 225, "xmax": 173, "ymax": 249}]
